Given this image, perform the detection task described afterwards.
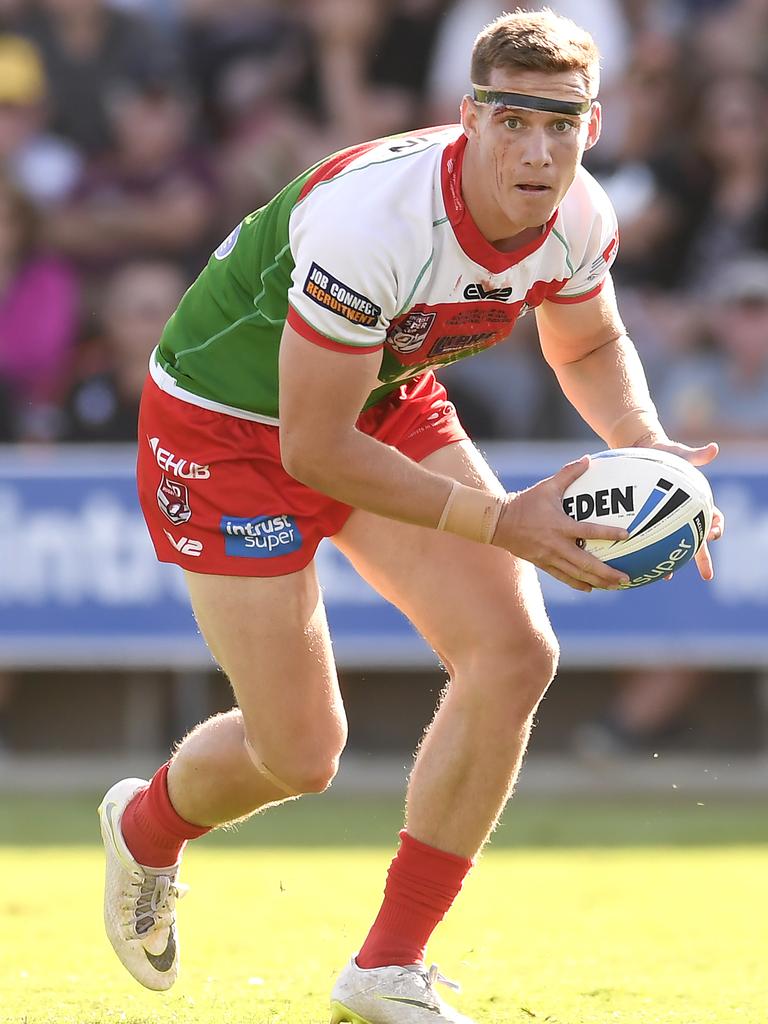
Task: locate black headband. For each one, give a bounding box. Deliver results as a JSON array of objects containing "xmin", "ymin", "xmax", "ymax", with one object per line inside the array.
[{"xmin": 472, "ymin": 86, "xmax": 593, "ymax": 116}]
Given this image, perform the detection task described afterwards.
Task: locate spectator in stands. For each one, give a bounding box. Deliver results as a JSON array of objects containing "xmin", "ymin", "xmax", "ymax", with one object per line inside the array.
[
  {"xmin": 655, "ymin": 253, "xmax": 768, "ymax": 442},
  {"xmin": 300, "ymin": 0, "xmax": 393, "ymax": 147},
  {"xmin": 19, "ymin": 0, "xmax": 173, "ymax": 156},
  {"xmin": 45, "ymin": 71, "xmax": 218, "ymax": 277},
  {"xmin": 302, "ymin": 0, "xmax": 449, "ymax": 145},
  {"xmin": 62, "ymin": 259, "xmax": 186, "ymax": 441},
  {"xmin": 689, "ymin": 0, "xmax": 768, "ymax": 76},
  {"xmin": 0, "ymin": 33, "xmax": 83, "ymax": 205},
  {"xmin": 587, "ymin": 29, "xmax": 692, "ymax": 291},
  {"xmin": 364, "ymin": 0, "xmax": 452, "ymax": 132},
  {"xmin": 180, "ymin": 0, "xmax": 315, "ymax": 138},
  {"xmin": 0, "ymin": 172, "xmax": 80, "ymax": 441},
  {"xmin": 194, "ymin": 0, "xmax": 450, "ymax": 229},
  {"xmin": 180, "ymin": 1, "xmax": 324, "ymax": 227},
  {"xmin": 655, "ymin": 74, "xmax": 768, "ymax": 293}
]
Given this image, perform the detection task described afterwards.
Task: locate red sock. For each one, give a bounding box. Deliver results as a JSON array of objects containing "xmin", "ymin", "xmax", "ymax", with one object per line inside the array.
[
  {"xmin": 356, "ymin": 830, "xmax": 473, "ymax": 969},
  {"xmin": 120, "ymin": 762, "xmax": 211, "ymax": 868}
]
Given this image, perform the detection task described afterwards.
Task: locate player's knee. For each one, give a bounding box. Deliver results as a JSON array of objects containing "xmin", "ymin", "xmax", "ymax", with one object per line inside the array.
[
  {"xmin": 244, "ymin": 722, "xmax": 347, "ymax": 796},
  {"xmin": 459, "ymin": 628, "xmax": 559, "ymax": 714},
  {"xmin": 505, "ymin": 630, "xmax": 559, "ymax": 705},
  {"xmin": 255, "ymin": 748, "xmax": 342, "ymax": 795}
]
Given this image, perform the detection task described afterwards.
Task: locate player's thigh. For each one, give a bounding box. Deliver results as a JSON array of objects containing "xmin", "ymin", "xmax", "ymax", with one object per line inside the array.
[
  {"xmin": 183, "ymin": 563, "xmax": 346, "ymax": 754},
  {"xmin": 332, "ymin": 440, "xmax": 559, "ymax": 685}
]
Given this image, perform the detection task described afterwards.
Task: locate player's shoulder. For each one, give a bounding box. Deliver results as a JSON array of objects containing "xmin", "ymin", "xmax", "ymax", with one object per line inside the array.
[
  {"xmin": 288, "ymin": 126, "xmax": 456, "ymax": 270},
  {"xmin": 291, "ymin": 125, "xmax": 457, "ymax": 229},
  {"xmin": 559, "ymin": 165, "xmax": 617, "ymax": 230},
  {"xmin": 554, "ymin": 165, "xmax": 618, "ymax": 271}
]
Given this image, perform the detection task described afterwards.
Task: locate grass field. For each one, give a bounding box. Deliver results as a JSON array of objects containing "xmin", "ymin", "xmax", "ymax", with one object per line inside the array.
[{"xmin": 1, "ymin": 793, "xmax": 767, "ymax": 1023}]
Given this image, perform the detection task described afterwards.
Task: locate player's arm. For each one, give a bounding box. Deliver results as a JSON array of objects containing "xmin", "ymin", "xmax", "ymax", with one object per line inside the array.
[
  {"xmin": 279, "ymin": 322, "xmax": 457, "ymax": 529},
  {"xmin": 536, "ymin": 275, "xmax": 670, "ymax": 448},
  {"xmin": 279, "ymin": 323, "xmax": 629, "ymax": 591},
  {"xmin": 536, "ymin": 276, "xmax": 723, "ymax": 577}
]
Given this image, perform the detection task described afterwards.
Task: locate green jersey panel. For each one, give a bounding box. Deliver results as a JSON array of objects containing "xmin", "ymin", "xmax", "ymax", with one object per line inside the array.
[{"xmin": 156, "ymin": 171, "xmax": 306, "ymax": 421}]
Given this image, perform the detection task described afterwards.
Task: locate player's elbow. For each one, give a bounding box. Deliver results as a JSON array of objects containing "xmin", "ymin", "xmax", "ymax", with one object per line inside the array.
[{"xmin": 280, "ymin": 435, "xmax": 332, "ymax": 489}]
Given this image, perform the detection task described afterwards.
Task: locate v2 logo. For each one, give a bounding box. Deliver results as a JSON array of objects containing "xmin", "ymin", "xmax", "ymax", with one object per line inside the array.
[
  {"xmin": 463, "ymin": 282, "xmax": 514, "ymax": 301},
  {"xmin": 163, "ymin": 530, "xmax": 203, "ymax": 557}
]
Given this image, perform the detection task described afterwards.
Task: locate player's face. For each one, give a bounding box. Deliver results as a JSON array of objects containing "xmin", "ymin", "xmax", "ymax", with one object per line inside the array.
[{"xmin": 462, "ymin": 68, "xmax": 601, "ymax": 238}]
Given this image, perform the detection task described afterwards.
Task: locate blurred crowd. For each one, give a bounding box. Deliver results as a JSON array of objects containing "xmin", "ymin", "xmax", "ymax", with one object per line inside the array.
[{"xmin": 0, "ymin": 0, "xmax": 766, "ymax": 755}]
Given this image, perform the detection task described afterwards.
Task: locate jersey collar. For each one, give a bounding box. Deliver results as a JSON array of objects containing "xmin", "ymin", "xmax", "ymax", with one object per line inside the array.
[{"xmin": 440, "ymin": 132, "xmax": 558, "ymax": 273}]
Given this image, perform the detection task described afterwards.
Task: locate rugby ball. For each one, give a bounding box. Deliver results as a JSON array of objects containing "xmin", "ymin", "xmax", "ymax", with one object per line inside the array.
[{"xmin": 562, "ymin": 448, "xmax": 714, "ymax": 589}]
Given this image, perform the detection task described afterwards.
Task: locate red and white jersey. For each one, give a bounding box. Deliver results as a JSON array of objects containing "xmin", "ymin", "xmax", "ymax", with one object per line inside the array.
[{"xmin": 287, "ymin": 124, "xmax": 619, "ymax": 397}]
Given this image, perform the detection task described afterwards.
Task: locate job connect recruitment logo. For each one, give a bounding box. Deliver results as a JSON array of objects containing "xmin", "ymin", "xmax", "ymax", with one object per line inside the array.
[{"xmin": 220, "ymin": 514, "xmax": 303, "ymax": 558}]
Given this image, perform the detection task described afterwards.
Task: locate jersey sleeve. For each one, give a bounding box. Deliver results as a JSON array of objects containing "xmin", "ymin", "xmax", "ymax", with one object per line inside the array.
[
  {"xmin": 547, "ymin": 170, "xmax": 620, "ymax": 305},
  {"xmin": 286, "ymin": 190, "xmax": 398, "ymax": 354}
]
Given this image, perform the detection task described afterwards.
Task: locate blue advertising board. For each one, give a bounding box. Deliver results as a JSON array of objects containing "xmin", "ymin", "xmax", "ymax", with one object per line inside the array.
[{"xmin": 0, "ymin": 443, "xmax": 765, "ymax": 668}]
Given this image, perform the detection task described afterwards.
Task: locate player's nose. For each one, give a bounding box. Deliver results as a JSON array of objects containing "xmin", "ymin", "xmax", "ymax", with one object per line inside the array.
[{"xmin": 521, "ymin": 130, "xmax": 552, "ymax": 166}]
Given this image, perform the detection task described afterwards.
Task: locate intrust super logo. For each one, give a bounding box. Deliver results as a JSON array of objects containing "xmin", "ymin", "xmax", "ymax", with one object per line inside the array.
[
  {"xmin": 220, "ymin": 514, "xmax": 303, "ymax": 558},
  {"xmin": 303, "ymin": 262, "xmax": 381, "ymax": 327}
]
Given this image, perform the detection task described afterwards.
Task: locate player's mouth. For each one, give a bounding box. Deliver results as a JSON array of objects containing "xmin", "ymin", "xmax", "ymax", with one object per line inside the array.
[{"xmin": 515, "ymin": 183, "xmax": 551, "ymax": 192}]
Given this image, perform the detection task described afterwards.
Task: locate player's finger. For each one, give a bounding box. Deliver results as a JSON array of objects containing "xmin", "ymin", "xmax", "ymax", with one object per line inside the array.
[
  {"xmin": 709, "ymin": 506, "xmax": 725, "ymax": 541},
  {"xmin": 547, "ymin": 565, "xmax": 592, "ymax": 593},
  {"xmin": 568, "ymin": 520, "xmax": 629, "ymax": 544},
  {"xmin": 561, "ymin": 555, "xmax": 625, "ymax": 590},
  {"xmin": 666, "ymin": 440, "xmax": 719, "ymax": 467},
  {"xmin": 695, "ymin": 539, "xmax": 714, "ymax": 581},
  {"xmin": 560, "ymin": 547, "xmax": 628, "ymax": 589},
  {"xmin": 688, "ymin": 441, "xmax": 719, "ymax": 466},
  {"xmin": 553, "ymin": 455, "xmax": 590, "ymax": 490}
]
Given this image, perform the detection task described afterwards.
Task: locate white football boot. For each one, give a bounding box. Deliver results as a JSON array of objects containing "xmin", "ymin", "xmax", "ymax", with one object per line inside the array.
[
  {"xmin": 98, "ymin": 777, "xmax": 188, "ymax": 991},
  {"xmin": 330, "ymin": 958, "xmax": 477, "ymax": 1024}
]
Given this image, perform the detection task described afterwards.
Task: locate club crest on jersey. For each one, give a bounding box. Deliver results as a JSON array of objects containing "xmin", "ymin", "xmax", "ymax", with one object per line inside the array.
[
  {"xmin": 387, "ymin": 311, "xmax": 436, "ymax": 353},
  {"xmin": 157, "ymin": 475, "xmax": 192, "ymax": 525},
  {"xmin": 303, "ymin": 262, "xmax": 381, "ymax": 328}
]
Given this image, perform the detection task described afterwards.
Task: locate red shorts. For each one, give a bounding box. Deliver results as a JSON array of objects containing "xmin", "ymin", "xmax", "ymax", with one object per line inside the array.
[{"xmin": 136, "ymin": 372, "xmax": 468, "ymax": 576}]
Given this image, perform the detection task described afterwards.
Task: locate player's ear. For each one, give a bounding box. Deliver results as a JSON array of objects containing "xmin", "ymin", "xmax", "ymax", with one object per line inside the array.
[
  {"xmin": 461, "ymin": 94, "xmax": 479, "ymax": 139},
  {"xmin": 584, "ymin": 101, "xmax": 602, "ymax": 151}
]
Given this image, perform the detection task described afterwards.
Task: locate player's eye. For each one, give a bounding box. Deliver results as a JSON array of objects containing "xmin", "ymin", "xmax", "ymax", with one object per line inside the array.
[
  {"xmin": 503, "ymin": 117, "xmax": 522, "ymax": 130},
  {"xmin": 553, "ymin": 120, "xmax": 577, "ymax": 133}
]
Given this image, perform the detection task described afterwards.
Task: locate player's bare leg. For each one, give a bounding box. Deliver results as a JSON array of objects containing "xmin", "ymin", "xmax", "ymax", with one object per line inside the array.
[
  {"xmin": 336, "ymin": 440, "xmax": 555, "ymax": 856},
  {"xmin": 100, "ymin": 561, "xmax": 347, "ymax": 990},
  {"xmin": 171, "ymin": 565, "xmax": 347, "ymax": 823},
  {"xmin": 329, "ymin": 440, "xmax": 557, "ymax": 1022}
]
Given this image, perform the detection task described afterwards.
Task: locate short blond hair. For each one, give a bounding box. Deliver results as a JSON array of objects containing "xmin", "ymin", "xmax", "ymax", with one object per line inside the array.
[{"xmin": 471, "ymin": 8, "xmax": 600, "ymax": 98}]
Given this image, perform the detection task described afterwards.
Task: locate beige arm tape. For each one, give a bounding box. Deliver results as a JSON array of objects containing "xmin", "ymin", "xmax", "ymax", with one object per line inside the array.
[
  {"xmin": 607, "ymin": 407, "xmax": 668, "ymax": 449},
  {"xmin": 244, "ymin": 737, "xmax": 300, "ymax": 797},
  {"xmin": 436, "ymin": 480, "xmax": 505, "ymax": 544}
]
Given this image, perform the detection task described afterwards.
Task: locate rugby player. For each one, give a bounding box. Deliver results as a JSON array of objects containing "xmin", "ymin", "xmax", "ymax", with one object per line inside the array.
[{"xmin": 98, "ymin": 11, "xmax": 723, "ymax": 1023}]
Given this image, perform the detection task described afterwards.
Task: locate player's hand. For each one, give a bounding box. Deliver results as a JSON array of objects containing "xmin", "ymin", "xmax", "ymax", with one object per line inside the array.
[
  {"xmin": 645, "ymin": 439, "xmax": 724, "ymax": 581},
  {"xmin": 494, "ymin": 456, "xmax": 630, "ymax": 592}
]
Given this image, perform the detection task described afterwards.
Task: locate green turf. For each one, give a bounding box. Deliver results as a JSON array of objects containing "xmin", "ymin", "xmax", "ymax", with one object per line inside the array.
[
  {"xmin": 1, "ymin": 796, "xmax": 766, "ymax": 1023},
  {"xmin": 3, "ymin": 792, "xmax": 768, "ymax": 847}
]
